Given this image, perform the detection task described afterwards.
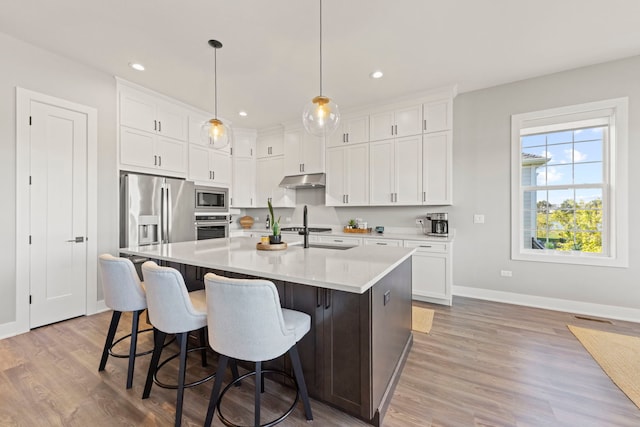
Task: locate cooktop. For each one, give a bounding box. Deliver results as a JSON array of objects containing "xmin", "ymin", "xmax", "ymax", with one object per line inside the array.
[{"xmin": 280, "ymin": 227, "xmax": 332, "ymax": 233}]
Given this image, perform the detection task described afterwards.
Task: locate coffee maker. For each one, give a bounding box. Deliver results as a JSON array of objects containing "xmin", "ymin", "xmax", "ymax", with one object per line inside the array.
[{"xmin": 424, "ymin": 213, "xmax": 448, "ymax": 236}]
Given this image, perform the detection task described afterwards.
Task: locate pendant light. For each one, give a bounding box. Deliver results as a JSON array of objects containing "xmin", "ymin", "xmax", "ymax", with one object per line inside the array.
[
  {"xmin": 302, "ymin": 0, "xmax": 340, "ymax": 137},
  {"xmin": 201, "ymin": 39, "xmax": 232, "ymax": 149}
]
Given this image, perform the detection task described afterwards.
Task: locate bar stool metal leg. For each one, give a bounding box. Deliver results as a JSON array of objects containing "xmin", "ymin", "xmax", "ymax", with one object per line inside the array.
[
  {"xmin": 99, "ymin": 311, "xmax": 122, "ymax": 372},
  {"xmin": 204, "ymin": 355, "xmax": 229, "ymax": 427},
  {"xmin": 254, "ymin": 361, "xmax": 262, "ymax": 426},
  {"xmin": 126, "ymin": 310, "xmax": 141, "ymax": 388},
  {"xmin": 143, "ymin": 328, "xmax": 167, "ymax": 399},
  {"xmin": 289, "ymin": 344, "xmax": 313, "ymax": 420},
  {"xmin": 175, "ymin": 332, "xmax": 188, "ymax": 427}
]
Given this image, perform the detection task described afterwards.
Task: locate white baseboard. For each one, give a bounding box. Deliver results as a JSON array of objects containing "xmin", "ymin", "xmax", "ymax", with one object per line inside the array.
[
  {"xmin": 92, "ymin": 300, "xmax": 109, "ymax": 314},
  {"xmin": 0, "ymin": 321, "xmax": 28, "ymax": 340},
  {"xmin": 453, "ymin": 286, "xmax": 640, "ymax": 323}
]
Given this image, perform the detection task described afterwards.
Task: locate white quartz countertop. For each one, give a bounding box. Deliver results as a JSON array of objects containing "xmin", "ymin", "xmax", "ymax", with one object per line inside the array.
[{"xmin": 120, "ymin": 236, "xmax": 415, "ymax": 294}]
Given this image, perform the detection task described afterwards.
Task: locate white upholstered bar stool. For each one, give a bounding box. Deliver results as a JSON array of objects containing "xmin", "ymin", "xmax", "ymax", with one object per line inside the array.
[
  {"xmin": 98, "ymin": 254, "xmax": 151, "ymax": 389},
  {"xmin": 141, "ymin": 261, "xmax": 214, "ymax": 427},
  {"xmin": 203, "ymin": 272, "xmax": 313, "ymax": 427}
]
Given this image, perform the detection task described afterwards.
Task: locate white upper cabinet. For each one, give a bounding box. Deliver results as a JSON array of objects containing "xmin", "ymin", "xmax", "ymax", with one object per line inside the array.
[
  {"xmin": 326, "ymin": 114, "xmax": 370, "ymax": 147},
  {"xmin": 120, "ymin": 127, "xmax": 187, "ymax": 176},
  {"xmin": 326, "ymin": 143, "xmax": 369, "ymax": 206},
  {"xmin": 423, "ymin": 99, "xmax": 452, "ymax": 133},
  {"xmin": 232, "ymin": 156, "xmax": 256, "ymax": 207},
  {"xmin": 188, "ymin": 145, "xmax": 231, "ymax": 186},
  {"xmin": 232, "ymin": 129, "xmax": 257, "ymax": 158},
  {"xmin": 369, "ymin": 104, "xmax": 422, "ymax": 141},
  {"xmin": 120, "ymin": 87, "xmax": 188, "ymax": 141},
  {"xmin": 369, "ymin": 135, "xmax": 422, "ymax": 205},
  {"xmin": 284, "ymin": 127, "xmax": 324, "ymax": 175},
  {"xmin": 256, "ymin": 127, "xmax": 284, "ymax": 158},
  {"xmin": 422, "ymin": 131, "xmax": 452, "ymax": 205}
]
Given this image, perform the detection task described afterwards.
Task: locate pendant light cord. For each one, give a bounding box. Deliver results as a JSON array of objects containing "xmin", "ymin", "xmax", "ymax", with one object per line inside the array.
[
  {"xmin": 214, "ymin": 47, "xmax": 218, "ymax": 119},
  {"xmin": 319, "ymin": 0, "xmax": 323, "ymax": 96}
]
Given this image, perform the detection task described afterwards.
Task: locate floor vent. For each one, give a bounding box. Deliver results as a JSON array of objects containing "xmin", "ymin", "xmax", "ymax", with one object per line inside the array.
[{"xmin": 574, "ymin": 315, "xmax": 613, "ymax": 324}]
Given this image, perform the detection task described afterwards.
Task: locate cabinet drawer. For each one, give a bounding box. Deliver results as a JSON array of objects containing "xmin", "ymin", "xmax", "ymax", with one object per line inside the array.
[
  {"xmin": 316, "ymin": 235, "xmax": 362, "ymax": 246},
  {"xmin": 363, "ymin": 238, "xmax": 402, "ymax": 247},
  {"xmin": 403, "ymin": 240, "xmax": 448, "ymax": 253}
]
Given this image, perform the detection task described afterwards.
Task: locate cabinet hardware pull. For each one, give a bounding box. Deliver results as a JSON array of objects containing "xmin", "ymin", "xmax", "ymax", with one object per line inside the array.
[
  {"xmin": 342, "ymin": 134, "xmax": 345, "ymax": 143},
  {"xmin": 250, "ymin": 148, "xmax": 253, "ymax": 156},
  {"xmin": 317, "ymin": 288, "xmax": 322, "ymax": 307},
  {"xmin": 158, "ymin": 121, "xmax": 162, "ymax": 132},
  {"xmin": 346, "ymin": 133, "xmax": 349, "ymax": 143},
  {"xmin": 158, "ymin": 156, "xmax": 162, "ymax": 167},
  {"xmin": 302, "ymin": 164, "xmax": 304, "ymax": 172},
  {"xmin": 154, "ymin": 120, "xmax": 157, "ymax": 131},
  {"xmin": 154, "ymin": 155, "xmax": 157, "ymax": 166},
  {"xmin": 334, "ymin": 239, "xmax": 343, "ymax": 242},
  {"xmin": 212, "ymin": 170, "xmax": 215, "ymax": 180},
  {"xmin": 346, "ymin": 194, "xmax": 349, "ymax": 204},
  {"xmin": 423, "ymin": 119, "xmax": 427, "ymax": 131},
  {"xmin": 325, "ymin": 289, "xmax": 331, "ymax": 309},
  {"xmin": 394, "ymin": 124, "xmax": 398, "ymax": 135},
  {"xmin": 390, "ymin": 125, "xmax": 394, "ymax": 136},
  {"xmin": 376, "ymin": 242, "xmax": 386, "ymax": 245},
  {"xmin": 423, "ymin": 191, "xmax": 426, "ymax": 202},
  {"xmin": 419, "ymin": 245, "xmax": 432, "ymax": 248}
]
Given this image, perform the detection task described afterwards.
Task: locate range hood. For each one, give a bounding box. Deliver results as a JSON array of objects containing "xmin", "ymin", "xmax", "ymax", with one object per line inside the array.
[{"xmin": 279, "ymin": 173, "xmax": 326, "ymax": 189}]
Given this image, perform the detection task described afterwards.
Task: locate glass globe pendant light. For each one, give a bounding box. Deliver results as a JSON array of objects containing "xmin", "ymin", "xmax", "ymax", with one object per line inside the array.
[
  {"xmin": 302, "ymin": 0, "xmax": 340, "ymax": 137},
  {"xmin": 201, "ymin": 39, "xmax": 232, "ymax": 149}
]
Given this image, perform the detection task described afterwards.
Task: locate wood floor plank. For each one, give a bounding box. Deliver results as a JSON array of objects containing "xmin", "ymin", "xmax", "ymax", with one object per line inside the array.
[{"xmin": 1, "ymin": 297, "xmax": 639, "ymax": 426}]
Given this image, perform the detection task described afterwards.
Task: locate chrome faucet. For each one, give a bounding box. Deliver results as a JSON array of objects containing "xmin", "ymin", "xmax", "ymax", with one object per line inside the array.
[{"xmin": 299, "ymin": 205, "xmax": 310, "ymax": 248}]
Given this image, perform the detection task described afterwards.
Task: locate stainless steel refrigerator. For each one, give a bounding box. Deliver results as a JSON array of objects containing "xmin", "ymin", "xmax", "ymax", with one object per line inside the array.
[{"xmin": 120, "ymin": 171, "xmax": 195, "ymax": 248}]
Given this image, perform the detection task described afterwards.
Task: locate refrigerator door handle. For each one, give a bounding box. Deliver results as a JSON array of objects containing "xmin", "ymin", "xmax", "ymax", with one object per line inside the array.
[
  {"xmin": 161, "ymin": 185, "xmax": 167, "ymax": 243},
  {"xmin": 166, "ymin": 185, "xmax": 172, "ymax": 243}
]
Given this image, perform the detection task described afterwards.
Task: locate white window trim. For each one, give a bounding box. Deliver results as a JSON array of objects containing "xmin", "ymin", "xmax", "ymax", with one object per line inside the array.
[{"xmin": 511, "ymin": 98, "xmax": 628, "ymax": 267}]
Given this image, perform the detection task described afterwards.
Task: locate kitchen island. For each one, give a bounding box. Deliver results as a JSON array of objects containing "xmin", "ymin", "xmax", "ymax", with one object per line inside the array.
[{"xmin": 120, "ymin": 237, "xmax": 415, "ymax": 426}]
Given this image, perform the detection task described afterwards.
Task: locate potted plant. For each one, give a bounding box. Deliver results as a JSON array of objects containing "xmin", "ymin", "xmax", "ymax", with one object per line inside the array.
[
  {"xmin": 348, "ymin": 219, "xmax": 358, "ymax": 229},
  {"xmin": 267, "ymin": 199, "xmax": 282, "ymax": 244}
]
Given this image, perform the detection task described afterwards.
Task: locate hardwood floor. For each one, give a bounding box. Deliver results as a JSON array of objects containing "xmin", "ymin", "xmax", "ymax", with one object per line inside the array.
[{"xmin": 1, "ymin": 297, "xmax": 638, "ymax": 426}]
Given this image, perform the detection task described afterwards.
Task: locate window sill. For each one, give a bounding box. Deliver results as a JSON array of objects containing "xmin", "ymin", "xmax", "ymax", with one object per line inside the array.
[{"xmin": 513, "ymin": 250, "xmax": 628, "ymax": 268}]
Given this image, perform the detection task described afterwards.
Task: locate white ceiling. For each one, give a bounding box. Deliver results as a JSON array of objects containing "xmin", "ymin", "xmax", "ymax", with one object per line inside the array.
[{"xmin": 2, "ymin": 0, "xmax": 639, "ymax": 129}]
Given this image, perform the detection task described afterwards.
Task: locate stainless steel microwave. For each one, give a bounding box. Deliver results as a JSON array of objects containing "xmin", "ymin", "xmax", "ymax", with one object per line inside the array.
[{"xmin": 194, "ymin": 186, "xmax": 228, "ymax": 212}]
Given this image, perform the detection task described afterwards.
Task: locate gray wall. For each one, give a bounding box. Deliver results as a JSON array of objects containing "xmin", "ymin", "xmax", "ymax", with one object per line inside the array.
[{"xmin": 0, "ymin": 32, "xmax": 118, "ymax": 324}]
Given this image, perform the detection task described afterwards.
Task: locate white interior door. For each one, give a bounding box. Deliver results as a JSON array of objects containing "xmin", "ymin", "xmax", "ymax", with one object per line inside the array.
[{"xmin": 29, "ymin": 101, "xmax": 87, "ymax": 328}]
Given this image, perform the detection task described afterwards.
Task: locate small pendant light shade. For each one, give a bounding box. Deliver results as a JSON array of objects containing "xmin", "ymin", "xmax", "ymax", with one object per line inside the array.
[
  {"xmin": 302, "ymin": 0, "xmax": 340, "ymax": 137},
  {"xmin": 303, "ymin": 95, "xmax": 340, "ymax": 137},
  {"xmin": 201, "ymin": 39, "xmax": 232, "ymax": 149}
]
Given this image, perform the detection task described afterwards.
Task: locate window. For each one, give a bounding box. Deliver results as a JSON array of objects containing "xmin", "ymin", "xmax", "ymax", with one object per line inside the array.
[{"xmin": 511, "ymin": 98, "xmax": 628, "ymax": 267}]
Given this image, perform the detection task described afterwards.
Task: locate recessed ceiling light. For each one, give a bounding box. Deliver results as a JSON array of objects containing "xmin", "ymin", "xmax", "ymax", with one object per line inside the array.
[
  {"xmin": 129, "ymin": 62, "xmax": 145, "ymax": 71},
  {"xmin": 238, "ymin": 111, "xmax": 248, "ymax": 117},
  {"xmin": 370, "ymin": 70, "xmax": 383, "ymax": 79}
]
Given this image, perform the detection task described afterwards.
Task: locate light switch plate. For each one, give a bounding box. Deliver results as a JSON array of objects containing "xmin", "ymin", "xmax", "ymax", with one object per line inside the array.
[{"xmin": 474, "ymin": 214, "xmax": 485, "ymax": 224}]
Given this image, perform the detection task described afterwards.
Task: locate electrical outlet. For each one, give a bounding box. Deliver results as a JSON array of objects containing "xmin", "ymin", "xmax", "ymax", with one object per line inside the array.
[
  {"xmin": 415, "ymin": 218, "xmax": 424, "ymax": 225},
  {"xmin": 285, "ymin": 217, "xmax": 292, "ymax": 222},
  {"xmin": 474, "ymin": 214, "xmax": 485, "ymax": 224},
  {"xmin": 255, "ymin": 216, "xmax": 259, "ymax": 221},
  {"xmin": 500, "ymin": 270, "xmax": 512, "ymax": 277}
]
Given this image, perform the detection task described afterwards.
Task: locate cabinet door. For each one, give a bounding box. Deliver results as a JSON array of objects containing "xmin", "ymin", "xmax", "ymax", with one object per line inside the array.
[
  {"xmin": 255, "ymin": 158, "xmax": 272, "ymax": 207},
  {"xmin": 233, "ymin": 129, "xmax": 256, "ymax": 158},
  {"xmin": 325, "ymin": 147, "xmax": 346, "ymax": 206},
  {"xmin": 423, "ymin": 99, "xmax": 452, "ymax": 133},
  {"xmin": 369, "ymin": 110, "xmax": 395, "ymax": 142},
  {"xmin": 369, "ymin": 139, "xmax": 395, "ymax": 205},
  {"xmin": 211, "ymin": 150, "xmax": 231, "ymax": 185},
  {"xmin": 326, "ymin": 125, "xmax": 346, "ymax": 148},
  {"xmin": 423, "ymin": 131, "xmax": 452, "ymax": 205},
  {"xmin": 344, "ymin": 114, "xmax": 369, "ymax": 144},
  {"xmin": 345, "ymin": 143, "xmax": 369, "ymax": 205},
  {"xmin": 269, "ymin": 156, "xmax": 296, "ymax": 207},
  {"xmin": 188, "ymin": 145, "xmax": 211, "ymax": 182},
  {"xmin": 120, "ymin": 127, "xmax": 156, "ymax": 169},
  {"xmin": 156, "ymin": 101, "xmax": 188, "ymax": 141},
  {"xmin": 395, "ymin": 135, "xmax": 423, "ymax": 205},
  {"xmin": 301, "ymin": 132, "xmax": 325, "ymax": 174},
  {"xmin": 257, "ymin": 131, "xmax": 285, "ymax": 158},
  {"xmin": 120, "ymin": 89, "xmax": 156, "ymax": 133},
  {"xmin": 394, "ymin": 105, "xmax": 422, "ymax": 137},
  {"xmin": 284, "ymin": 129, "xmax": 303, "ymax": 175},
  {"xmin": 411, "ymin": 252, "xmax": 448, "ymax": 300},
  {"xmin": 156, "ymin": 136, "xmax": 186, "ymax": 174},
  {"xmin": 232, "ymin": 157, "xmax": 256, "ymax": 207}
]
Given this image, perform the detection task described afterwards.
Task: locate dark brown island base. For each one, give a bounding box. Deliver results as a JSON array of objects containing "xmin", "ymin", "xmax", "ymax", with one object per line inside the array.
[{"xmin": 121, "ymin": 237, "xmax": 414, "ymax": 425}]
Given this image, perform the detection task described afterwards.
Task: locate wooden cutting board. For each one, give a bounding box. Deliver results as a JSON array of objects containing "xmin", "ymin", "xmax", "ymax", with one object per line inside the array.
[{"xmin": 256, "ymin": 242, "xmax": 288, "ymax": 251}]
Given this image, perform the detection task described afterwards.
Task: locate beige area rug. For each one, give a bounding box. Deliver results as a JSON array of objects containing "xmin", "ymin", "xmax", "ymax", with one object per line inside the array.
[
  {"xmin": 568, "ymin": 325, "xmax": 640, "ymax": 409},
  {"xmin": 412, "ymin": 306, "xmax": 434, "ymax": 333}
]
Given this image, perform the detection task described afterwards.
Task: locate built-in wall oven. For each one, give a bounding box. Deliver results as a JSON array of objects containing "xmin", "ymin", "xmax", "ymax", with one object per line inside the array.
[
  {"xmin": 195, "ymin": 186, "xmax": 228, "ymax": 213},
  {"xmin": 195, "ymin": 214, "xmax": 229, "ymax": 240}
]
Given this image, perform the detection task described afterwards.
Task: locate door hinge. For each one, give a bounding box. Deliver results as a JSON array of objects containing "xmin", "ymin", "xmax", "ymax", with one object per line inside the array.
[
  {"xmin": 29, "ymin": 235, "xmax": 32, "ymax": 244},
  {"xmin": 29, "ymin": 116, "xmax": 32, "ymax": 126},
  {"xmin": 29, "ymin": 295, "xmax": 32, "ymax": 304}
]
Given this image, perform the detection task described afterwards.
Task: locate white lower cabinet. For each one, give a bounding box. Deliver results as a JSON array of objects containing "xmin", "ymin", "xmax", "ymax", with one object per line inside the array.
[{"xmin": 404, "ymin": 240, "xmax": 452, "ymax": 305}]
